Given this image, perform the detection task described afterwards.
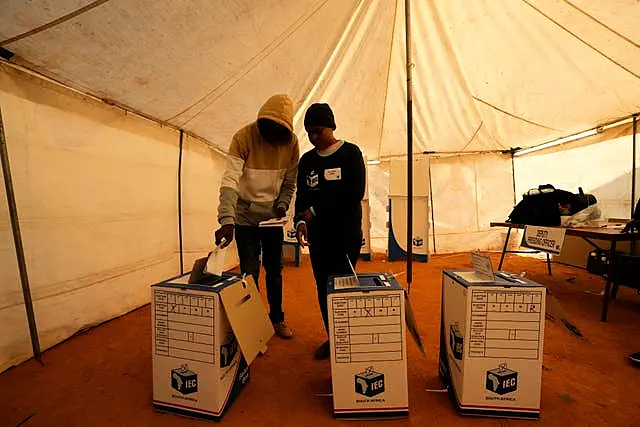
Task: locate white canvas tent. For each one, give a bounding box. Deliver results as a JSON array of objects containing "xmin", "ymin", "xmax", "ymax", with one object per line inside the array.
[{"xmin": 1, "ymin": 0, "xmax": 638, "ymax": 372}]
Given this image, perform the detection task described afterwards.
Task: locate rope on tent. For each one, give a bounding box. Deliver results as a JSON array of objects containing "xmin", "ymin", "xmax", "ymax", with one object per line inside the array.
[
  {"xmin": 472, "ymin": 96, "xmax": 559, "ymax": 131},
  {"xmin": 169, "ymin": 0, "xmax": 332, "ymax": 126},
  {"xmin": 521, "ymin": 0, "xmax": 640, "ymax": 81},
  {"xmin": 376, "ymin": 0, "xmax": 401, "ymax": 160},
  {"xmin": 562, "ymin": 0, "xmax": 640, "ymax": 49},
  {"xmin": 0, "ymin": 0, "xmax": 111, "ymax": 46},
  {"xmin": 459, "ymin": 121, "xmax": 485, "ymax": 152},
  {"xmin": 0, "ymin": 60, "xmax": 229, "ymax": 157},
  {"xmin": 293, "ymin": 0, "xmax": 366, "ymax": 129}
]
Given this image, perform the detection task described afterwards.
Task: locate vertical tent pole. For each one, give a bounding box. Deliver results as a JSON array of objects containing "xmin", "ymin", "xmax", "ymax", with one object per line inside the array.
[
  {"xmin": 178, "ymin": 129, "xmax": 184, "ymax": 275},
  {"xmin": 404, "ymin": 0, "xmax": 414, "ymax": 291},
  {"xmin": 632, "ymin": 114, "xmax": 637, "ymax": 254},
  {"xmin": 632, "ymin": 114, "xmax": 637, "ymax": 218},
  {"xmin": 0, "ymin": 107, "xmax": 41, "ymax": 361}
]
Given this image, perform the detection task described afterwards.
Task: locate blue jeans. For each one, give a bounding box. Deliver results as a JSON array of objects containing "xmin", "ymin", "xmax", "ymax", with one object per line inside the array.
[{"xmin": 235, "ymin": 225, "xmax": 284, "ymax": 323}]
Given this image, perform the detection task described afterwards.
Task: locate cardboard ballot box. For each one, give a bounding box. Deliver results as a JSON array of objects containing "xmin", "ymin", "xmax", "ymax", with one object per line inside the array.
[
  {"xmin": 151, "ymin": 272, "xmax": 273, "ymax": 420},
  {"xmin": 328, "ymin": 273, "xmax": 408, "ymax": 418},
  {"xmin": 438, "ymin": 270, "xmax": 546, "ymax": 419}
]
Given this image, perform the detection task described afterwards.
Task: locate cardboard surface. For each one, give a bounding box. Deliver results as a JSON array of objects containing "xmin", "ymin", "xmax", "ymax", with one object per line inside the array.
[
  {"xmin": 219, "ymin": 275, "xmax": 274, "ymax": 366},
  {"xmin": 440, "ymin": 270, "xmax": 546, "ymax": 419},
  {"xmin": 328, "ymin": 273, "xmax": 409, "ymax": 418},
  {"xmin": 151, "ymin": 272, "xmax": 271, "ymax": 420}
]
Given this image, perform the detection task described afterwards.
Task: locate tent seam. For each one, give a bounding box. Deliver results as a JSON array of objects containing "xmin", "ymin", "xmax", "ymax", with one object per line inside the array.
[
  {"xmin": 522, "ymin": 0, "xmax": 640, "ymax": 81},
  {"xmin": 460, "ymin": 121, "xmax": 484, "ymax": 152},
  {"xmin": 473, "ymin": 96, "xmax": 559, "ymax": 131},
  {"xmin": 562, "ymin": 0, "xmax": 640, "ymax": 49},
  {"xmin": 0, "ymin": 0, "xmax": 111, "ymax": 46},
  {"xmin": 169, "ymin": 0, "xmax": 330, "ymax": 126},
  {"xmin": 376, "ymin": 0, "xmax": 400, "ymax": 160}
]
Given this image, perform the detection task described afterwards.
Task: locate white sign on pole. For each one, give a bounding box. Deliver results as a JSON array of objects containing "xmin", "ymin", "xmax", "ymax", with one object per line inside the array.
[{"xmin": 521, "ymin": 226, "xmax": 566, "ymax": 255}]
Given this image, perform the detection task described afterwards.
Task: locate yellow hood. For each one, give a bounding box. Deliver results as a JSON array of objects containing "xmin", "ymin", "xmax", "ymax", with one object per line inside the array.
[{"xmin": 257, "ymin": 94, "xmax": 294, "ymax": 133}]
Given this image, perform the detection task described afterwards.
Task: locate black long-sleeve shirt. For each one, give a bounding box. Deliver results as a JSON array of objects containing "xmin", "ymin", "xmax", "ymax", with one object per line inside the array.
[{"xmin": 295, "ymin": 141, "xmax": 366, "ymax": 243}]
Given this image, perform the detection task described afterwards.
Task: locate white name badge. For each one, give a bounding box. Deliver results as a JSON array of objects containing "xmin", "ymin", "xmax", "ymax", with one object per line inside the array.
[{"xmin": 324, "ymin": 167, "xmax": 342, "ymax": 181}]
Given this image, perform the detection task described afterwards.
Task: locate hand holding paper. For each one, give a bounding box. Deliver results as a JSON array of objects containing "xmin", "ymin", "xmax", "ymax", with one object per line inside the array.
[
  {"xmin": 205, "ymin": 238, "xmax": 228, "ymax": 276},
  {"xmin": 258, "ymin": 217, "xmax": 289, "ymax": 227}
]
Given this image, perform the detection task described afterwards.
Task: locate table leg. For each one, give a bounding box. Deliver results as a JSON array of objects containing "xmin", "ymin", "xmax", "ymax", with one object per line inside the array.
[
  {"xmin": 546, "ymin": 253, "xmax": 552, "ymax": 275},
  {"xmin": 498, "ymin": 228, "xmax": 512, "ymax": 270},
  {"xmin": 611, "ymin": 283, "xmax": 619, "ymax": 300},
  {"xmin": 601, "ymin": 241, "xmax": 616, "ymax": 322}
]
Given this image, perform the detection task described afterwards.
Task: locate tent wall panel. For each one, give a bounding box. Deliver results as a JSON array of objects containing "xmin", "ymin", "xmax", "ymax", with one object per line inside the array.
[
  {"xmin": 181, "ymin": 134, "xmax": 239, "ymax": 271},
  {"xmin": 0, "ymin": 64, "xmax": 180, "ymax": 371},
  {"xmin": 0, "ymin": 141, "xmax": 31, "ymax": 372},
  {"xmin": 366, "ymin": 163, "xmax": 390, "ymax": 252},
  {"xmin": 431, "ymin": 154, "xmax": 513, "ymax": 253}
]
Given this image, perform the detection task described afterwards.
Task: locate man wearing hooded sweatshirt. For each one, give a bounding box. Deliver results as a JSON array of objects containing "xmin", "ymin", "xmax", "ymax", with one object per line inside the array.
[
  {"xmin": 215, "ymin": 94, "xmax": 299, "ymax": 339},
  {"xmin": 294, "ymin": 103, "xmax": 366, "ymax": 359}
]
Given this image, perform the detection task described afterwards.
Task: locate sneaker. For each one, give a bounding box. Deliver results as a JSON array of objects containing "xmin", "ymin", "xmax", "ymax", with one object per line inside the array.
[
  {"xmin": 314, "ymin": 340, "xmax": 330, "ymax": 360},
  {"xmin": 273, "ymin": 321, "xmax": 293, "ymax": 339}
]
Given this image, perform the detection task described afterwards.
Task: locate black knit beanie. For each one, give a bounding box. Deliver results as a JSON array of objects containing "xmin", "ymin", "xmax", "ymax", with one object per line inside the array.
[{"xmin": 304, "ymin": 103, "xmax": 336, "ymax": 130}]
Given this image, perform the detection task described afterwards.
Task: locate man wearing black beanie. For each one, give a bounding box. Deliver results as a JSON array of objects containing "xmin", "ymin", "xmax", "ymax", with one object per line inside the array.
[{"xmin": 294, "ymin": 103, "xmax": 366, "ymax": 360}]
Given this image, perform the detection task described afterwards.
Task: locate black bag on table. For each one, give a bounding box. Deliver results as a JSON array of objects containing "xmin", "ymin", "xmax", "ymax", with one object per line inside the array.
[
  {"xmin": 507, "ymin": 184, "xmax": 597, "ymax": 226},
  {"xmin": 508, "ymin": 184, "xmax": 561, "ymax": 226}
]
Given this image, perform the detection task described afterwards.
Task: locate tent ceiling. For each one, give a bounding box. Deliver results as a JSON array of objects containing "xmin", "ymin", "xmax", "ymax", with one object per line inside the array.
[{"xmin": 1, "ymin": 0, "xmax": 639, "ymax": 158}]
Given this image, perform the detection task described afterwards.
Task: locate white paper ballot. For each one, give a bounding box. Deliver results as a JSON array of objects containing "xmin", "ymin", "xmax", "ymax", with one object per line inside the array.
[
  {"xmin": 204, "ymin": 241, "xmax": 227, "ymax": 276},
  {"xmin": 258, "ymin": 217, "xmax": 289, "ymax": 227},
  {"xmin": 333, "ymin": 255, "xmax": 360, "ymax": 289},
  {"xmin": 471, "ymin": 251, "xmax": 495, "ymax": 280}
]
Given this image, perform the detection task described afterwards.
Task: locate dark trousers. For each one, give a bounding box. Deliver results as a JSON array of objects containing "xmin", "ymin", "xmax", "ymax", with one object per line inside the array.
[
  {"xmin": 235, "ymin": 225, "xmax": 284, "ymax": 323},
  {"xmin": 308, "ymin": 231, "xmax": 362, "ymax": 334}
]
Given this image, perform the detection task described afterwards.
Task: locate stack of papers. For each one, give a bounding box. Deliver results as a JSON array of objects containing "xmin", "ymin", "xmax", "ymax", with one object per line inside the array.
[{"xmin": 258, "ymin": 218, "xmax": 289, "ymax": 227}]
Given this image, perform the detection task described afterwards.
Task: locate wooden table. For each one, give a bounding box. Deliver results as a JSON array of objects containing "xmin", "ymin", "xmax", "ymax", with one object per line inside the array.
[{"xmin": 490, "ymin": 222, "xmax": 640, "ymax": 322}]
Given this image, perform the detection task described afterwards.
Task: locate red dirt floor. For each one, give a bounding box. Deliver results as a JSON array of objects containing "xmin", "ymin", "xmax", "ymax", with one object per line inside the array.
[{"xmin": 1, "ymin": 253, "xmax": 640, "ymax": 426}]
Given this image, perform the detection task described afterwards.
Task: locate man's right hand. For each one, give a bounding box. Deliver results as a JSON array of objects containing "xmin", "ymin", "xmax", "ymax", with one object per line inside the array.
[
  {"xmin": 215, "ymin": 224, "xmax": 234, "ymax": 248},
  {"xmin": 296, "ymin": 222, "xmax": 308, "ymax": 247}
]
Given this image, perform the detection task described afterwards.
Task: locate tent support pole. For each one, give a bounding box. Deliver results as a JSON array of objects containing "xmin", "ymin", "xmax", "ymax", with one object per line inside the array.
[
  {"xmin": 178, "ymin": 130, "xmax": 184, "ymax": 275},
  {"xmin": 511, "ymin": 151, "xmax": 517, "ymax": 205},
  {"xmin": 405, "ymin": 0, "xmax": 414, "ymax": 292},
  {"xmin": 0, "ymin": 107, "xmax": 41, "ymax": 362},
  {"xmin": 632, "ymin": 114, "xmax": 637, "ymax": 217},
  {"xmin": 632, "ymin": 114, "xmax": 637, "ymax": 254}
]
